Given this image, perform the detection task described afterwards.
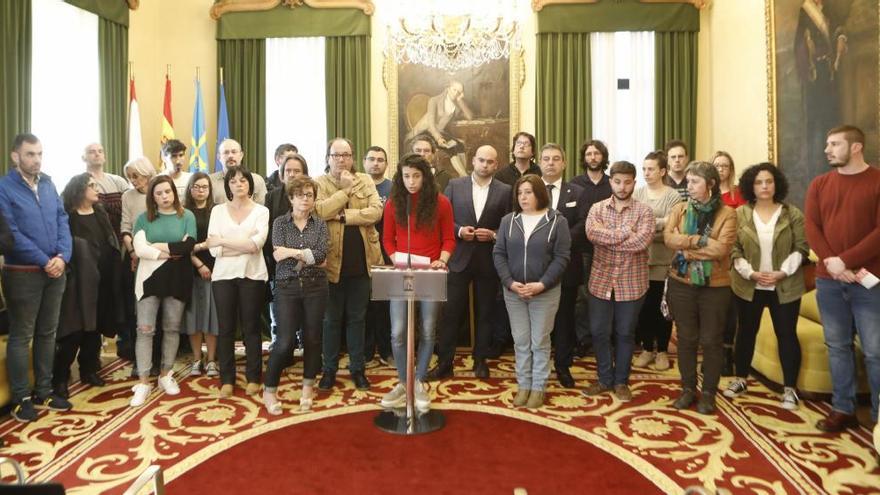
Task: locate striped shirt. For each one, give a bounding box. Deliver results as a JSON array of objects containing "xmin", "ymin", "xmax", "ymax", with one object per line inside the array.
[{"xmin": 585, "ymin": 196, "xmax": 655, "ymax": 301}]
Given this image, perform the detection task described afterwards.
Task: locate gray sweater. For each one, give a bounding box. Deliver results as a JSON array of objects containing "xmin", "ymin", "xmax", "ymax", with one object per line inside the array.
[{"xmin": 493, "ymin": 210, "xmax": 571, "ymax": 290}]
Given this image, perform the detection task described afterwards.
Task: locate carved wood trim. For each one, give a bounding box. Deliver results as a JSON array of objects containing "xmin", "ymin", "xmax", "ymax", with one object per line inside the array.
[
  {"xmin": 532, "ymin": 0, "xmax": 707, "ymax": 11},
  {"xmin": 210, "ymin": 0, "xmax": 374, "ymax": 20}
]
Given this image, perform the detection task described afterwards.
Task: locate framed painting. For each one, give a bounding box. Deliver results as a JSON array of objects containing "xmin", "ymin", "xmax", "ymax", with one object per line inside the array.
[
  {"xmin": 384, "ymin": 50, "xmax": 524, "ymax": 177},
  {"xmin": 766, "ymin": 0, "xmax": 879, "ymax": 207}
]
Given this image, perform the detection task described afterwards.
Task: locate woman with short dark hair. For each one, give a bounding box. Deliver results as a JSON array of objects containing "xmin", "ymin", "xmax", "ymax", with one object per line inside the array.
[
  {"xmin": 725, "ymin": 163, "xmax": 807, "ymax": 410},
  {"xmin": 494, "ymin": 175, "xmax": 570, "ymax": 409},
  {"xmin": 207, "ymin": 166, "xmax": 270, "ymax": 398}
]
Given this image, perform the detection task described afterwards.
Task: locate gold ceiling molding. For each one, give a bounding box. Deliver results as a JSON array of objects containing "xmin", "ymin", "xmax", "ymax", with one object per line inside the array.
[
  {"xmin": 210, "ymin": 0, "xmax": 374, "ymax": 20},
  {"xmin": 531, "ymin": 0, "xmax": 707, "ymax": 11}
]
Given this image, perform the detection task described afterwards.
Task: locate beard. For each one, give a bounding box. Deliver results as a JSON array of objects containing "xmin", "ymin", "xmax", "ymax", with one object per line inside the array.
[
  {"xmin": 828, "ymin": 150, "xmax": 850, "ymax": 168},
  {"xmin": 587, "ymin": 162, "xmax": 604, "ymax": 172},
  {"xmin": 613, "ymin": 190, "xmax": 633, "ymax": 201}
]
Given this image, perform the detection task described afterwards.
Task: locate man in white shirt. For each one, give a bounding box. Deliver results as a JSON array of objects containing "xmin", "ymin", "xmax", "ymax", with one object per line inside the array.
[
  {"xmin": 211, "ymin": 139, "xmax": 267, "ymax": 205},
  {"xmin": 160, "ymin": 139, "xmax": 191, "ymax": 198}
]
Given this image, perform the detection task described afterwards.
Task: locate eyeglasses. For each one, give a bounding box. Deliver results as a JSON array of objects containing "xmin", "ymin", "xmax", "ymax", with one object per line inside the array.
[
  {"xmin": 191, "ymin": 184, "xmax": 210, "ymax": 191},
  {"xmin": 293, "ymin": 192, "xmax": 315, "ymax": 200},
  {"xmin": 330, "ymin": 153, "xmax": 353, "ymax": 160},
  {"xmin": 714, "ymin": 164, "xmax": 731, "ymax": 170}
]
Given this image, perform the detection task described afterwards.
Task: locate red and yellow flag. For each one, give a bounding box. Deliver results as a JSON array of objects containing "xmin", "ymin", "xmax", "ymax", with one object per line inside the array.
[{"xmin": 161, "ymin": 73, "xmax": 175, "ymax": 147}]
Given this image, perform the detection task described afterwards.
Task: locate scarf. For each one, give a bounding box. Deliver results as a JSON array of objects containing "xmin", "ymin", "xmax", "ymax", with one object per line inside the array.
[{"xmin": 673, "ymin": 195, "xmax": 721, "ymax": 286}]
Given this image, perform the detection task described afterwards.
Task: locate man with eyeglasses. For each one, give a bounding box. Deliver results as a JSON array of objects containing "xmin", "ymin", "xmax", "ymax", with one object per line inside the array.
[
  {"xmin": 495, "ymin": 132, "xmax": 541, "ymax": 187},
  {"xmin": 265, "ymin": 143, "xmax": 298, "ymax": 194},
  {"xmin": 314, "ymin": 138, "xmax": 383, "ymax": 392},
  {"xmin": 210, "ymin": 138, "xmax": 267, "ymax": 205},
  {"xmin": 362, "ymin": 146, "xmax": 394, "ymax": 365}
]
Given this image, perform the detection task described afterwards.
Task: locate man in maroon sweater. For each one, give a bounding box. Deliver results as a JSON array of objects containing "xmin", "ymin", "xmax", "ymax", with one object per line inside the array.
[{"xmin": 805, "ymin": 125, "xmax": 880, "ymax": 432}]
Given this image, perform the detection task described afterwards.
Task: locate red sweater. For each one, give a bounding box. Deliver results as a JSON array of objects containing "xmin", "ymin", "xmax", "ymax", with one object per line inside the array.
[
  {"xmin": 382, "ymin": 193, "xmax": 456, "ymax": 261},
  {"xmin": 721, "ymin": 187, "xmax": 746, "ymax": 208},
  {"xmin": 805, "ymin": 166, "xmax": 880, "ymax": 279}
]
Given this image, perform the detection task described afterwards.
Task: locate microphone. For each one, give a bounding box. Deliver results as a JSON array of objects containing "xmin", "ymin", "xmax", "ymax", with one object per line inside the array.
[{"xmin": 406, "ymin": 192, "xmax": 412, "ymax": 270}]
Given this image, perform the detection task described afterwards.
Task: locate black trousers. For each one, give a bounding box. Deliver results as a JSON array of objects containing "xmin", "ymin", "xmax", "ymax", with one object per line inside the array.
[
  {"xmin": 666, "ymin": 279, "xmax": 731, "ymax": 394},
  {"xmin": 551, "ymin": 284, "xmax": 578, "ymax": 370},
  {"xmin": 364, "ymin": 300, "xmax": 392, "ymax": 361},
  {"xmin": 265, "ymin": 277, "xmax": 327, "ymax": 387},
  {"xmin": 437, "ymin": 268, "xmax": 500, "ymax": 364},
  {"xmin": 53, "ymin": 330, "xmax": 101, "ymax": 385},
  {"xmin": 213, "ymin": 278, "xmax": 267, "ymax": 385},
  {"xmin": 635, "ymin": 280, "xmax": 673, "ymax": 352},
  {"xmin": 734, "ymin": 291, "xmax": 802, "ymax": 387}
]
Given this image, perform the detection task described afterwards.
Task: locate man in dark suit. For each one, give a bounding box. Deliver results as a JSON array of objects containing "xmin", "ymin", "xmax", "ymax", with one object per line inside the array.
[
  {"xmin": 427, "ymin": 145, "xmax": 511, "ymax": 380},
  {"xmin": 540, "ymin": 143, "xmax": 589, "ymax": 388}
]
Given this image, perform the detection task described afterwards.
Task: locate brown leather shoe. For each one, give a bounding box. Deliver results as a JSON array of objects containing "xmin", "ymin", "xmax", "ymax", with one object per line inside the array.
[{"xmin": 816, "ymin": 410, "xmax": 859, "ymax": 433}]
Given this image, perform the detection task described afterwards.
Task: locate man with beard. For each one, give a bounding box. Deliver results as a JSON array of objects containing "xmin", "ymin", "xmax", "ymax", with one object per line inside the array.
[
  {"xmin": 265, "ymin": 143, "xmax": 298, "ymax": 194},
  {"xmin": 806, "ymin": 125, "xmax": 880, "ymax": 432},
  {"xmin": 362, "ymin": 146, "xmax": 393, "ymax": 364},
  {"xmin": 495, "ymin": 132, "xmax": 541, "ymax": 186},
  {"xmin": 571, "ymin": 139, "xmax": 613, "ymax": 350},
  {"xmin": 583, "ymin": 161, "xmax": 654, "ymax": 401},
  {"xmin": 664, "ymin": 140, "xmax": 690, "ymax": 201},
  {"xmin": 211, "ymin": 139, "xmax": 267, "ymax": 204},
  {"xmin": 83, "ymin": 142, "xmax": 128, "ymax": 236},
  {"xmin": 411, "ymin": 135, "xmax": 451, "ymax": 192}
]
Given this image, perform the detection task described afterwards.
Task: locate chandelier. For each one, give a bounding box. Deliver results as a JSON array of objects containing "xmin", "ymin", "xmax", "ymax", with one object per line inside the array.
[{"xmin": 384, "ymin": 1, "xmax": 521, "ymax": 72}]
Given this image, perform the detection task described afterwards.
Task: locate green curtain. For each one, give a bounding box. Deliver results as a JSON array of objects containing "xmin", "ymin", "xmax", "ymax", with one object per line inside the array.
[
  {"xmin": 98, "ymin": 18, "xmax": 127, "ymax": 175},
  {"xmin": 655, "ymin": 31, "xmax": 698, "ymax": 151},
  {"xmin": 217, "ymin": 39, "xmax": 266, "ymax": 175},
  {"xmin": 1, "ymin": 0, "xmax": 32, "ymax": 174},
  {"xmin": 64, "ymin": 0, "xmax": 128, "ymax": 26},
  {"xmin": 536, "ymin": 1, "xmax": 698, "ymax": 34},
  {"xmin": 536, "ymin": 33, "xmax": 591, "ymax": 181},
  {"xmin": 217, "ymin": 5, "xmax": 369, "ymax": 39},
  {"xmin": 325, "ymin": 36, "xmax": 370, "ymax": 170}
]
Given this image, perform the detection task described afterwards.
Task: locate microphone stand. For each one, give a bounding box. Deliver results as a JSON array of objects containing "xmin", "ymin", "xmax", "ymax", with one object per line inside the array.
[{"xmin": 404, "ymin": 193, "xmax": 416, "ymax": 426}]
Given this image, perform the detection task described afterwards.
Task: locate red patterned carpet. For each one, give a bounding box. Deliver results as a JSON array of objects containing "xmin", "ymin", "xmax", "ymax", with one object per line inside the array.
[{"xmin": 1, "ymin": 352, "xmax": 878, "ymax": 494}]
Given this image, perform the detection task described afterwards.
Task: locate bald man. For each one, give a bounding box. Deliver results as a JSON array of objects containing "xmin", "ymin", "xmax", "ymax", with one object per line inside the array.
[
  {"xmin": 428, "ymin": 145, "xmax": 511, "ymax": 380},
  {"xmin": 210, "ymin": 139, "xmax": 267, "ymax": 205}
]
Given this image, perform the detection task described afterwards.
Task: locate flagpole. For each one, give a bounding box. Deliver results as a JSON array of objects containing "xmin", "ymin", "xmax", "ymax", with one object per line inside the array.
[{"xmin": 219, "ymin": 67, "xmax": 224, "ymax": 86}]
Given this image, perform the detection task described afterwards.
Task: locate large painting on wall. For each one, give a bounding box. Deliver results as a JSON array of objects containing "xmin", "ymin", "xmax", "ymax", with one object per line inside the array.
[
  {"xmin": 767, "ymin": 0, "xmax": 879, "ymax": 207},
  {"xmin": 385, "ymin": 55, "xmax": 522, "ymax": 177}
]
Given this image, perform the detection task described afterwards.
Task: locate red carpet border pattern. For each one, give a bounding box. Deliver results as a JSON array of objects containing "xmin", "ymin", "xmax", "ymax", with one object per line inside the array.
[{"xmin": 1, "ymin": 354, "xmax": 878, "ymax": 494}]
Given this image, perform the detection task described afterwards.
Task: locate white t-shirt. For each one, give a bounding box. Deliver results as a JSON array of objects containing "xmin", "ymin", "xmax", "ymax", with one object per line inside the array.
[
  {"xmin": 521, "ymin": 212, "xmax": 543, "ymax": 242},
  {"xmin": 208, "ymin": 202, "xmax": 270, "ymax": 282}
]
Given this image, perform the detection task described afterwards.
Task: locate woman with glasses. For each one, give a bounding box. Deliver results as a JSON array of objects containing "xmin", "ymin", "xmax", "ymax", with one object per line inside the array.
[
  {"xmin": 263, "ymin": 177, "xmax": 328, "ymax": 414},
  {"xmin": 713, "ymin": 151, "xmax": 746, "ymax": 209},
  {"xmin": 183, "ymin": 173, "xmax": 219, "ymax": 378},
  {"xmin": 207, "ymin": 166, "xmax": 270, "ymax": 398},
  {"xmin": 130, "ymin": 175, "xmax": 197, "ymax": 407},
  {"xmin": 54, "ymin": 174, "xmax": 121, "ymax": 398}
]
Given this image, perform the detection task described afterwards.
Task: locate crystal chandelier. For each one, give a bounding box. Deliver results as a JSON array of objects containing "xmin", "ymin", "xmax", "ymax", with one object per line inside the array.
[{"xmin": 385, "ymin": 1, "xmax": 521, "ymax": 72}]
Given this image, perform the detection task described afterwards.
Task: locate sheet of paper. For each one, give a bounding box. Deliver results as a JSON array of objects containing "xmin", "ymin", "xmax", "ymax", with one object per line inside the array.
[{"xmin": 392, "ymin": 251, "xmax": 431, "ymax": 269}]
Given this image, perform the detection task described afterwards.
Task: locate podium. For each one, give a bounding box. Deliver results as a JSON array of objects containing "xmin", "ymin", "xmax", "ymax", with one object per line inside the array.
[{"xmin": 371, "ymin": 266, "xmax": 447, "ymax": 435}]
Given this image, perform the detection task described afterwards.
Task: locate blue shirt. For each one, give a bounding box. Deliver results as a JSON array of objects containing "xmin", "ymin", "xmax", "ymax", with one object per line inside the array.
[{"xmin": 0, "ymin": 168, "xmax": 72, "ymax": 266}]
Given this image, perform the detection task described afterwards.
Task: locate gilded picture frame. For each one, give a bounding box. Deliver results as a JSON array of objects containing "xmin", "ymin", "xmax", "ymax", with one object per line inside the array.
[{"xmin": 765, "ymin": 0, "xmax": 879, "ymax": 206}]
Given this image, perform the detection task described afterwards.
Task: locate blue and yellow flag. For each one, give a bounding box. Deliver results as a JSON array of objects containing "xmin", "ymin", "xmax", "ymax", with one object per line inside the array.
[
  {"xmin": 215, "ymin": 80, "xmax": 230, "ymax": 173},
  {"xmin": 189, "ymin": 79, "xmax": 208, "ymax": 172}
]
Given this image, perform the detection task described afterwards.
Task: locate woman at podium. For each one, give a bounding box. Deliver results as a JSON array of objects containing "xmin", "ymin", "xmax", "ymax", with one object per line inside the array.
[
  {"xmin": 493, "ymin": 175, "xmax": 571, "ymax": 409},
  {"xmin": 380, "ymin": 153, "xmax": 456, "ymax": 412}
]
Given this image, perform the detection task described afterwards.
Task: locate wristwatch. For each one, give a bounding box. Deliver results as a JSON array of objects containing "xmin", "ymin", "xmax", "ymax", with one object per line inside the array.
[{"xmin": 339, "ymin": 211, "xmax": 347, "ymax": 224}]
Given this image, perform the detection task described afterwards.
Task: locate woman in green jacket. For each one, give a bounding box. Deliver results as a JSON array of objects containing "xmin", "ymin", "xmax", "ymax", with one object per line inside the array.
[{"xmin": 724, "ymin": 163, "xmax": 808, "ymax": 410}]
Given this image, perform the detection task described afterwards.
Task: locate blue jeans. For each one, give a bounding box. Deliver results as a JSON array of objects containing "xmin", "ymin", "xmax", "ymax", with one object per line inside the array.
[
  {"xmin": 3, "ymin": 269, "xmax": 67, "ymax": 402},
  {"xmin": 589, "ymin": 293, "xmax": 645, "ymax": 387},
  {"xmin": 504, "ymin": 285, "xmax": 561, "ymax": 391},
  {"xmin": 390, "ymin": 299, "xmax": 441, "ymax": 383},
  {"xmin": 816, "ymin": 278, "xmax": 880, "ymax": 421},
  {"xmin": 322, "ymin": 275, "xmax": 369, "ymax": 375}
]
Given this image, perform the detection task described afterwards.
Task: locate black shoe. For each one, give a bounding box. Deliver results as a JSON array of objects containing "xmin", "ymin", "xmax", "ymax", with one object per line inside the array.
[
  {"xmin": 673, "ymin": 388, "xmax": 696, "ymax": 410},
  {"xmin": 425, "ymin": 362, "xmax": 454, "ymax": 381},
  {"xmin": 81, "ymin": 373, "xmax": 106, "ymax": 387},
  {"xmin": 318, "ymin": 373, "xmax": 335, "ymax": 391},
  {"xmin": 53, "ymin": 382, "xmax": 70, "ymax": 400},
  {"xmin": 150, "ymin": 366, "xmax": 160, "ymax": 377},
  {"xmin": 721, "ymin": 346, "xmax": 734, "ymax": 377},
  {"xmin": 352, "ymin": 372, "xmax": 371, "ymax": 391},
  {"xmin": 116, "ymin": 346, "xmax": 134, "ymax": 362},
  {"xmin": 12, "ymin": 398, "xmax": 37, "ymax": 423},
  {"xmin": 557, "ymin": 368, "xmax": 576, "ymax": 388},
  {"xmin": 130, "ymin": 366, "xmax": 139, "ymax": 379},
  {"xmin": 473, "ymin": 359, "xmax": 490, "ymax": 379},
  {"xmin": 35, "ymin": 393, "xmax": 72, "ymax": 412},
  {"xmin": 573, "ymin": 340, "xmax": 591, "ymax": 358},
  {"xmin": 697, "ymin": 392, "xmax": 717, "ymax": 415}
]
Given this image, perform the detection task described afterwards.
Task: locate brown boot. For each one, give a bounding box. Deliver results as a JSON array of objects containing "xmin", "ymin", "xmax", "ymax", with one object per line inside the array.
[
  {"xmin": 513, "ymin": 389, "xmax": 530, "ymax": 407},
  {"xmin": 525, "ymin": 391, "xmax": 545, "ymax": 409}
]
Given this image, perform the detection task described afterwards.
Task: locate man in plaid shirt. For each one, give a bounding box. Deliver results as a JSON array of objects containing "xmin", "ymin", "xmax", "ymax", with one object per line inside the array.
[{"xmin": 583, "ymin": 161, "xmax": 655, "ymax": 401}]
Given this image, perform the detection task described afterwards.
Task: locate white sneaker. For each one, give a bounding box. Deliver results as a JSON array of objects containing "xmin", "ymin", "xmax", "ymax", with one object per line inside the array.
[
  {"xmin": 723, "ymin": 378, "xmax": 747, "ymax": 398},
  {"xmin": 633, "ymin": 350, "xmax": 655, "ymax": 368},
  {"xmin": 380, "ymin": 383, "xmax": 406, "ymax": 408},
  {"xmin": 158, "ymin": 371, "xmax": 180, "ymax": 395},
  {"xmin": 205, "ymin": 361, "xmax": 219, "ymax": 377},
  {"xmin": 130, "ymin": 383, "xmax": 152, "ymax": 407},
  {"xmin": 189, "ymin": 359, "xmax": 203, "ymax": 376},
  {"xmin": 781, "ymin": 387, "xmax": 799, "ymax": 410},
  {"xmin": 415, "ymin": 381, "xmax": 431, "ymax": 412}
]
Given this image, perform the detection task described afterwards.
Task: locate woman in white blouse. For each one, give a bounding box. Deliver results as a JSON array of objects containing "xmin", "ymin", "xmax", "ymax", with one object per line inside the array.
[
  {"xmin": 204, "ymin": 166, "xmax": 270, "ymax": 398},
  {"xmin": 725, "ymin": 163, "xmax": 808, "ymax": 410}
]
